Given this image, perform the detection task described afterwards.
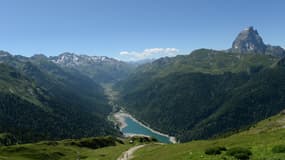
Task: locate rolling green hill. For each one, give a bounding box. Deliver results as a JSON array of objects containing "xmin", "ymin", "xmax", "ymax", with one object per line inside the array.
[{"xmin": 116, "ymin": 49, "xmax": 285, "ymax": 142}]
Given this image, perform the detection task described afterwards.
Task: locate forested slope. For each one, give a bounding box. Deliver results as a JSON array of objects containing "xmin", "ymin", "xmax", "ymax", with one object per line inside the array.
[
  {"xmin": 116, "ymin": 49, "xmax": 285, "ymax": 142},
  {"xmin": 0, "ymin": 52, "xmax": 118, "ymax": 143}
]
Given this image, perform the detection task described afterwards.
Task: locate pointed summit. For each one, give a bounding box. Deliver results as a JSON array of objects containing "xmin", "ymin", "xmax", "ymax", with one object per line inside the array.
[
  {"xmin": 244, "ymin": 26, "xmax": 254, "ymax": 31},
  {"xmin": 230, "ymin": 27, "xmax": 285, "ymax": 57},
  {"xmin": 231, "ymin": 26, "xmax": 266, "ymax": 54}
]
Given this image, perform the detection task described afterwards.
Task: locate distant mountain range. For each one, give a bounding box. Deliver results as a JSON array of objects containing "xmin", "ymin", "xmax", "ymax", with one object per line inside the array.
[
  {"xmin": 127, "ymin": 58, "xmax": 156, "ymax": 67},
  {"xmin": 0, "ymin": 51, "xmax": 134, "ymax": 83},
  {"xmin": 51, "ymin": 52, "xmax": 116, "ymax": 66},
  {"xmin": 50, "ymin": 52, "xmax": 133, "ymax": 83}
]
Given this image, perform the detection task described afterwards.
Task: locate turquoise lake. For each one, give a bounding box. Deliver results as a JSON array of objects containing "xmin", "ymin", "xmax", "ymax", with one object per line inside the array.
[{"xmin": 121, "ymin": 116, "xmax": 171, "ymax": 143}]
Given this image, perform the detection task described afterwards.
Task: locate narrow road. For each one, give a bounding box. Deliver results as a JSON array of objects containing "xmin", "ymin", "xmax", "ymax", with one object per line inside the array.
[{"xmin": 117, "ymin": 145, "xmax": 145, "ymax": 160}]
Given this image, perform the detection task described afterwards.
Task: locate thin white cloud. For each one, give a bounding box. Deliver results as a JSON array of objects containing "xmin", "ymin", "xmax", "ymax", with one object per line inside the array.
[
  {"xmin": 119, "ymin": 51, "xmax": 130, "ymax": 55},
  {"xmin": 119, "ymin": 48, "xmax": 180, "ymax": 61}
]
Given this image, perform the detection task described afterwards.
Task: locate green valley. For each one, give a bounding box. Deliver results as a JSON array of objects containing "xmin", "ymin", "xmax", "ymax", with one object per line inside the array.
[{"xmin": 116, "ymin": 49, "xmax": 285, "ymax": 142}]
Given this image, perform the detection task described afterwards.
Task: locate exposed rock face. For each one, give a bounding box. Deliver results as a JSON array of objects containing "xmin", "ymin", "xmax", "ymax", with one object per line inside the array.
[
  {"xmin": 231, "ymin": 27, "xmax": 266, "ymax": 54},
  {"xmin": 230, "ymin": 26, "xmax": 285, "ymax": 57}
]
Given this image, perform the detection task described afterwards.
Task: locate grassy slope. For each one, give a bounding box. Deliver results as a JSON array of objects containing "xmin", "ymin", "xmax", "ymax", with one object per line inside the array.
[
  {"xmin": 0, "ymin": 144, "xmax": 131, "ymax": 160},
  {"xmin": 0, "ymin": 64, "xmax": 44, "ymax": 107},
  {"xmin": 0, "ymin": 137, "xmax": 135, "ymax": 160},
  {"xmin": 132, "ymin": 113, "xmax": 285, "ymax": 160}
]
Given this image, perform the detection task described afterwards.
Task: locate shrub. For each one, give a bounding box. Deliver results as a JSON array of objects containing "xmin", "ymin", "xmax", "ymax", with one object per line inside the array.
[
  {"xmin": 0, "ymin": 133, "xmax": 17, "ymax": 146},
  {"xmin": 226, "ymin": 147, "xmax": 252, "ymax": 160},
  {"xmin": 67, "ymin": 136, "xmax": 117, "ymax": 149},
  {"xmin": 150, "ymin": 137, "xmax": 158, "ymax": 142},
  {"xmin": 205, "ymin": 146, "xmax": 227, "ymax": 155},
  {"xmin": 272, "ymin": 144, "xmax": 285, "ymax": 153},
  {"xmin": 41, "ymin": 141, "xmax": 58, "ymax": 146},
  {"xmin": 233, "ymin": 153, "xmax": 251, "ymax": 160},
  {"xmin": 130, "ymin": 136, "xmax": 157, "ymax": 143}
]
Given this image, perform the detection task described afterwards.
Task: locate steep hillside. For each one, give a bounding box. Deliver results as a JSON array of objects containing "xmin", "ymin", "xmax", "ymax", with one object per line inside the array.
[
  {"xmin": 0, "ymin": 52, "xmax": 118, "ymax": 143},
  {"xmin": 116, "ymin": 49, "xmax": 285, "ymax": 142}
]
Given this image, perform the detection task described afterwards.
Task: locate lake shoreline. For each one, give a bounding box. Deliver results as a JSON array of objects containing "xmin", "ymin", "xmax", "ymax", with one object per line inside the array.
[{"xmin": 113, "ymin": 111, "xmax": 177, "ymax": 144}]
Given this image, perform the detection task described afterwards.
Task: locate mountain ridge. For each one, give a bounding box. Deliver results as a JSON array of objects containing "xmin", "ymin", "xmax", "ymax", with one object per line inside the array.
[
  {"xmin": 0, "ymin": 51, "xmax": 134, "ymax": 83},
  {"xmin": 49, "ymin": 52, "xmax": 133, "ymax": 83},
  {"xmin": 50, "ymin": 52, "xmax": 122, "ymax": 67}
]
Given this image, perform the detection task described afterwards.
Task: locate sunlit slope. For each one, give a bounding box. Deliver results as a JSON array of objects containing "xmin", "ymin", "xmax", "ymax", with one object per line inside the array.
[
  {"xmin": 132, "ymin": 112, "xmax": 285, "ymax": 160},
  {"xmin": 0, "ymin": 136, "xmax": 155, "ymax": 160}
]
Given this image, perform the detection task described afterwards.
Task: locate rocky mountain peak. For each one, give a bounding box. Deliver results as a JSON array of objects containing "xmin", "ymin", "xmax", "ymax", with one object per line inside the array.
[
  {"xmin": 244, "ymin": 26, "xmax": 254, "ymax": 32},
  {"xmin": 231, "ymin": 26, "xmax": 266, "ymax": 54},
  {"xmin": 0, "ymin": 51, "xmax": 12, "ymax": 57},
  {"xmin": 230, "ymin": 27, "xmax": 285, "ymax": 57}
]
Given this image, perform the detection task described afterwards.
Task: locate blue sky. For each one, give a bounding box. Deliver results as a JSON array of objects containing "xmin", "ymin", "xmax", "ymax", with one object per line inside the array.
[{"xmin": 0, "ymin": 0, "xmax": 284, "ymax": 61}]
